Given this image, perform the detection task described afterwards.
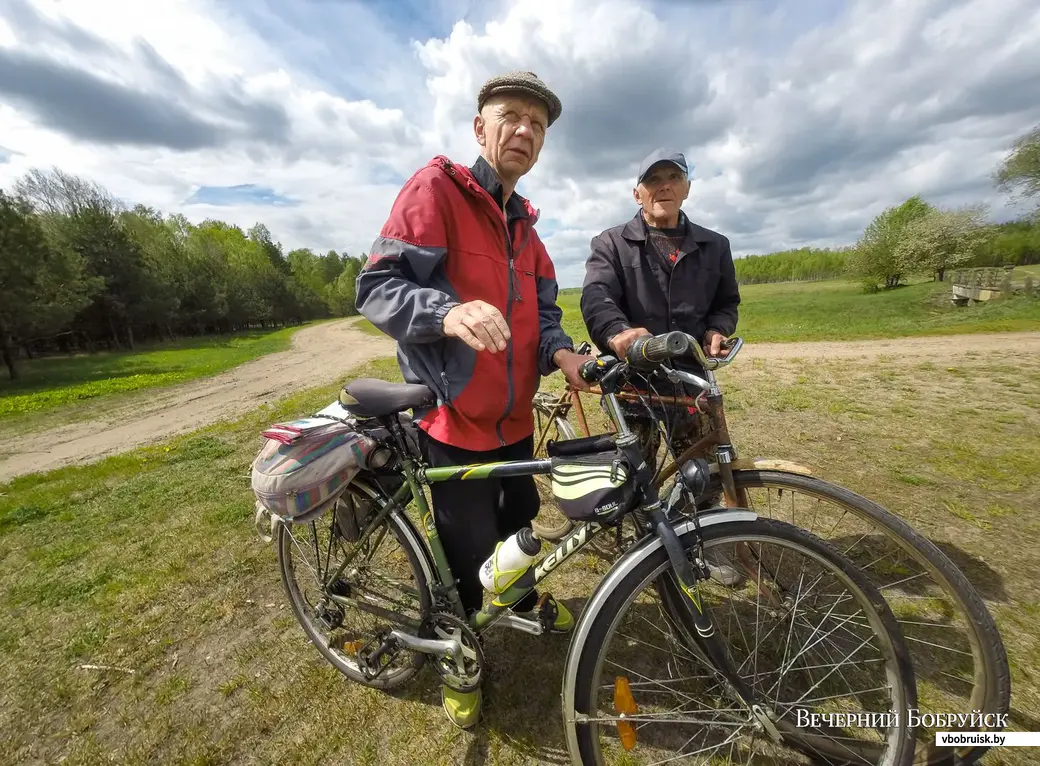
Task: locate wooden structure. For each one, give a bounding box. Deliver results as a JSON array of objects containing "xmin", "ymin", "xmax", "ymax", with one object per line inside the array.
[{"xmin": 950, "ymin": 267, "xmax": 1034, "ymax": 305}]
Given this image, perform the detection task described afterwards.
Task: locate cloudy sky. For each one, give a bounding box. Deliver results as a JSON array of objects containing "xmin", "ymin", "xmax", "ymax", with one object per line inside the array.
[{"xmin": 1, "ymin": 0, "xmax": 1038, "ymax": 288}]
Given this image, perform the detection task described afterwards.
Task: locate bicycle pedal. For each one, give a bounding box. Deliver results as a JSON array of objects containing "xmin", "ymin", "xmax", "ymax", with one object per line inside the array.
[{"xmin": 535, "ymin": 593, "xmax": 558, "ymax": 632}]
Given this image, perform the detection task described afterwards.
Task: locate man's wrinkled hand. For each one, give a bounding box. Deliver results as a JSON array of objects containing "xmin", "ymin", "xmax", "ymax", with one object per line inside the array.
[
  {"xmin": 554, "ymin": 349, "xmax": 595, "ymax": 392},
  {"xmin": 607, "ymin": 327, "xmax": 650, "ymax": 359},
  {"xmin": 703, "ymin": 329, "xmax": 728, "ymax": 358},
  {"xmin": 443, "ymin": 300, "xmax": 510, "ymax": 352}
]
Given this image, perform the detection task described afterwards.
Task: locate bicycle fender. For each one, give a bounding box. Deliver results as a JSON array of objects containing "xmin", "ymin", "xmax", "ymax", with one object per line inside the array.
[
  {"xmin": 729, "ymin": 458, "xmax": 813, "ymax": 475},
  {"xmin": 560, "ymin": 508, "xmax": 757, "ymax": 755}
]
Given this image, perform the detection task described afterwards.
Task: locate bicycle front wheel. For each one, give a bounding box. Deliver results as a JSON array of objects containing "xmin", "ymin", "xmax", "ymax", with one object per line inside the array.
[
  {"xmin": 710, "ymin": 469, "xmax": 1010, "ymax": 765},
  {"xmin": 563, "ymin": 517, "xmax": 917, "ymax": 766}
]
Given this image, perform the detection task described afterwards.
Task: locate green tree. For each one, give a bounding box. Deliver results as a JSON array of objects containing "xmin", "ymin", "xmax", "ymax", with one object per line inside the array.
[
  {"xmin": 846, "ymin": 195, "xmax": 935, "ymax": 291},
  {"xmin": 325, "ymin": 254, "xmax": 364, "ymax": 315},
  {"xmin": 895, "ymin": 205, "xmax": 988, "ymax": 282},
  {"xmin": 0, "ymin": 191, "xmax": 99, "ymax": 378},
  {"xmin": 994, "ymin": 123, "xmax": 1040, "ymax": 204}
]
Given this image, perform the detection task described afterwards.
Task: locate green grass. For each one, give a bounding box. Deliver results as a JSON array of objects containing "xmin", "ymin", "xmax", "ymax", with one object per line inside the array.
[
  {"xmin": 2, "ymin": 348, "xmax": 1038, "ymax": 764},
  {"xmin": 557, "ymin": 278, "xmax": 1040, "ymax": 345},
  {"xmin": 355, "ymin": 318, "xmax": 384, "ymax": 337},
  {"xmin": 0, "ymin": 323, "xmax": 317, "ymax": 422}
]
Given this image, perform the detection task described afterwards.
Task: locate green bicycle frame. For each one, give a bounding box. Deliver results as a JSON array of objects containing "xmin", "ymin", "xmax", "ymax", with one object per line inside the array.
[{"xmin": 385, "ymin": 450, "xmax": 613, "ymax": 631}]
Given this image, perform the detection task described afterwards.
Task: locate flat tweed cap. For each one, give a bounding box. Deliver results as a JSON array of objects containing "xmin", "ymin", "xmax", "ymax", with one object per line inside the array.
[{"xmin": 477, "ymin": 71, "xmax": 562, "ymax": 127}]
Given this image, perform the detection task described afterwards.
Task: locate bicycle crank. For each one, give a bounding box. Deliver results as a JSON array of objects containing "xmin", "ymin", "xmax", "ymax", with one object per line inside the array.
[{"xmin": 419, "ymin": 611, "xmax": 486, "ymax": 693}]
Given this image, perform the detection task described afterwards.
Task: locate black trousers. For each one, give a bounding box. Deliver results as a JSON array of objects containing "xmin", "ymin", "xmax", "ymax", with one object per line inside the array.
[{"xmin": 418, "ymin": 431, "xmax": 541, "ymax": 615}]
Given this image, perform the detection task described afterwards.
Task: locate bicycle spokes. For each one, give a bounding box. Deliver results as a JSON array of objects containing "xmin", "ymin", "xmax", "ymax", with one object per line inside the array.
[{"xmin": 588, "ymin": 535, "xmax": 903, "ymax": 764}]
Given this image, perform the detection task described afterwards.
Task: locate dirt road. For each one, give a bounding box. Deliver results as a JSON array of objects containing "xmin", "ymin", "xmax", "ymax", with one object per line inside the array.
[
  {"xmin": 3, "ymin": 327, "xmax": 1038, "ymax": 482},
  {"xmin": 0, "ymin": 318, "xmax": 396, "ymax": 482},
  {"xmin": 742, "ymin": 331, "xmax": 1040, "ymax": 360}
]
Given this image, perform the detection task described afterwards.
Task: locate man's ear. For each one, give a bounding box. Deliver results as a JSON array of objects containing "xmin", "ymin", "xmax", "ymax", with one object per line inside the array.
[
  {"xmin": 474, "ymin": 114, "xmax": 486, "ymax": 146},
  {"xmin": 681, "ymin": 179, "xmax": 691, "ymax": 201},
  {"xmin": 632, "ymin": 186, "xmax": 641, "ymax": 204}
]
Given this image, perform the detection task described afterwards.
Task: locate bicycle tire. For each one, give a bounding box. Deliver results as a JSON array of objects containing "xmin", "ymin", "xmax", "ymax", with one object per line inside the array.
[
  {"xmin": 710, "ymin": 470, "xmax": 1010, "ymax": 766},
  {"xmin": 278, "ymin": 479, "xmax": 434, "ymax": 691},
  {"xmin": 563, "ymin": 517, "xmax": 918, "ymax": 766}
]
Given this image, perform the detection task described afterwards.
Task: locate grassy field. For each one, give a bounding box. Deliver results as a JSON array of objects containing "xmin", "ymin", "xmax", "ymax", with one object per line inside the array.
[
  {"xmin": 358, "ymin": 278, "xmax": 1040, "ymax": 349},
  {"xmin": 557, "ymin": 278, "xmax": 1040, "ymax": 345},
  {"xmin": 0, "ymin": 324, "xmax": 316, "ymax": 427},
  {"xmin": 2, "ymin": 342, "xmax": 1038, "ymax": 764}
]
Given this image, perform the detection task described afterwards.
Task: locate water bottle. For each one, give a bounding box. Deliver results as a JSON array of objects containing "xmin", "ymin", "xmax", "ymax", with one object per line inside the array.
[{"xmin": 479, "ymin": 527, "xmax": 541, "ymax": 595}]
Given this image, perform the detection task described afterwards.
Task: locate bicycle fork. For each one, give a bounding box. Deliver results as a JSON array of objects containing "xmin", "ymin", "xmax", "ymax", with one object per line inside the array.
[{"xmin": 649, "ymin": 507, "xmax": 787, "ymax": 744}]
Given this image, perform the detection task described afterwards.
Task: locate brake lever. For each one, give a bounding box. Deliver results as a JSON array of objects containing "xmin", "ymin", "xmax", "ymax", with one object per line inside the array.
[
  {"xmin": 684, "ymin": 334, "xmax": 742, "ymax": 370},
  {"xmin": 662, "ymin": 365, "xmax": 711, "ymax": 392}
]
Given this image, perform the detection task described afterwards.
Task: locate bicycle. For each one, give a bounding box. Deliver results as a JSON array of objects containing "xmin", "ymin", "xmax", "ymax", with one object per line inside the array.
[
  {"xmin": 530, "ymin": 333, "xmax": 1010, "ymax": 765},
  {"xmin": 257, "ymin": 331, "xmax": 920, "ymax": 765}
]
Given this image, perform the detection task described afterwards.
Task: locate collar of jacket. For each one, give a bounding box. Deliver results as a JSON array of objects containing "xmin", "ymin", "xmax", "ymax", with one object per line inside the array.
[
  {"xmin": 621, "ymin": 209, "xmax": 711, "ymax": 247},
  {"xmin": 432, "ymin": 155, "xmax": 540, "ymax": 226}
]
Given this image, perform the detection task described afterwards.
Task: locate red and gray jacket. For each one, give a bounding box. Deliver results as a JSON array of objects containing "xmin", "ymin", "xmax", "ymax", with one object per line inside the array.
[{"xmin": 355, "ymin": 155, "xmax": 574, "ymax": 451}]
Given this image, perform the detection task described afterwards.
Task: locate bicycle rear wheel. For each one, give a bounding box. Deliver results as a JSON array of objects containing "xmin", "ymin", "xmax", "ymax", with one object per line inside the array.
[
  {"xmin": 277, "ymin": 479, "xmax": 433, "ymax": 691},
  {"xmin": 704, "ymin": 469, "xmax": 1010, "ymax": 765},
  {"xmin": 563, "ymin": 516, "xmax": 918, "ymax": 765}
]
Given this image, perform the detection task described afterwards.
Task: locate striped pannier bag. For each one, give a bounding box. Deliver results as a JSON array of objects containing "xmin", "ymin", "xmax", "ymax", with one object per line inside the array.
[{"xmin": 251, "ymin": 416, "xmax": 376, "ymax": 523}]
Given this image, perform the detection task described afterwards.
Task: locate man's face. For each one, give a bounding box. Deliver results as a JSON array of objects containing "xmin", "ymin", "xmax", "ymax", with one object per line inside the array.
[
  {"xmin": 474, "ymin": 94, "xmax": 549, "ymax": 181},
  {"xmin": 634, "ymin": 162, "xmax": 690, "ymax": 221}
]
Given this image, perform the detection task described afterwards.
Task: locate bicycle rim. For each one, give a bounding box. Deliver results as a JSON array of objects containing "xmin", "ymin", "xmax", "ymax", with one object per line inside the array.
[
  {"xmin": 278, "ymin": 480, "xmax": 433, "ymax": 691},
  {"xmin": 715, "ymin": 470, "xmax": 1010, "ymax": 765},
  {"xmin": 565, "ymin": 518, "xmax": 916, "ymax": 766}
]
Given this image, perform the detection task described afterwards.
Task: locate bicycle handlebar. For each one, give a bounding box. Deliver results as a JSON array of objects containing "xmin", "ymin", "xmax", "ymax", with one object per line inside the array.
[
  {"xmin": 577, "ymin": 332, "xmax": 745, "ymax": 386},
  {"xmin": 626, "ymin": 331, "xmax": 690, "ymax": 369},
  {"xmin": 687, "ymin": 334, "xmax": 744, "ymax": 371}
]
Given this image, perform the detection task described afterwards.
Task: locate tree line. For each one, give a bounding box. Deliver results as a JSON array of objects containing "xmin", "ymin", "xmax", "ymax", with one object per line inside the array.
[
  {"xmin": 737, "ymin": 122, "xmax": 1040, "ymax": 290},
  {"xmin": 734, "ymin": 214, "xmax": 1040, "ymax": 289},
  {"xmin": 0, "ymin": 168, "xmax": 365, "ymax": 380}
]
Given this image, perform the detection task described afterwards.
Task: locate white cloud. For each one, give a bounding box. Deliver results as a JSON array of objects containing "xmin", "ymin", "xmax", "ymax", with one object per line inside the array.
[{"xmin": 0, "ymin": 0, "xmax": 1038, "ymax": 289}]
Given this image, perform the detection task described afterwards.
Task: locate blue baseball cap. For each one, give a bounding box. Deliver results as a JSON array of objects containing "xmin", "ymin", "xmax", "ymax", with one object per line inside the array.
[{"xmin": 637, "ymin": 148, "xmax": 689, "ymax": 184}]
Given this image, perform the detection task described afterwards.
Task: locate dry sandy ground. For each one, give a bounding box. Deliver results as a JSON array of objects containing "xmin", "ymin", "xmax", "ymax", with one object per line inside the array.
[
  {"xmin": 3, "ymin": 326, "xmax": 1038, "ymax": 481},
  {"xmin": 0, "ymin": 318, "xmax": 395, "ymax": 482},
  {"xmin": 741, "ymin": 331, "xmax": 1040, "ymax": 361}
]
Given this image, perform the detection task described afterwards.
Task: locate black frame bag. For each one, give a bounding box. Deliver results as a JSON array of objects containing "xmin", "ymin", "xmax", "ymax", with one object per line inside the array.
[{"xmin": 549, "ymin": 449, "xmax": 637, "ymax": 524}]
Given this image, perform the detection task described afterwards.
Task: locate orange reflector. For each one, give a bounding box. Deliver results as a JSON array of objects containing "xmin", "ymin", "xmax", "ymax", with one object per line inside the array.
[
  {"xmin": 614, "ymin": 676, "xmax": 638, "ymax": 751},
  {"xmin": 342, "ymin": 640, "xmax": 364, "ymax": 655}
]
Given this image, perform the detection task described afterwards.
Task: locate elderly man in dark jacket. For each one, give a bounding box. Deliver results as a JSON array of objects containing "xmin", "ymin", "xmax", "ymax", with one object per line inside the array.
[{"xmin": 581, "ymin": 148, "xmax": 741, "ymax": 464}]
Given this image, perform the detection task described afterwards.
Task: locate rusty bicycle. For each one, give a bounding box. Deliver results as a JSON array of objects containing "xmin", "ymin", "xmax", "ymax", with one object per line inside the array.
[{"xmin": 530, "ymin": 334, "xmax": 1010, "ymax": 766}]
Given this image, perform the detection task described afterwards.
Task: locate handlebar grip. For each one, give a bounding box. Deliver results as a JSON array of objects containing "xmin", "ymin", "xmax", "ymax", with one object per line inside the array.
[
  {"xmin": 579, "ymin": 358, "xmax": 603, "ymax": 383},
  {"xmin": 628, "ymin": 331, "xmax": 690, "ymax": 367}
]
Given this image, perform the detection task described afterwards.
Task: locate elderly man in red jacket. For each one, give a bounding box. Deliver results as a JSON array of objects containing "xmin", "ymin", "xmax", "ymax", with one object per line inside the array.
[{"xmin": 356, "ymin": 71, "xmax": 593, "ymax": 729}]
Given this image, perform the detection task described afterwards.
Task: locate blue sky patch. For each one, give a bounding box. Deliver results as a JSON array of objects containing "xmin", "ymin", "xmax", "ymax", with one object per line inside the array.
[
  {"xmin": 186, "ymin": 184, "xmax": 299, "ymax": 207},
  {"xmin": 368, "ymin": 163, "xmax": 407, "ymax": 187}
]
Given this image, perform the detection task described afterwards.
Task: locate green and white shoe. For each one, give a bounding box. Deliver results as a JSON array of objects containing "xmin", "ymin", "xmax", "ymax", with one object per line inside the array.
[
  {"xmin": 442, "ymin": 685, "xmax": 482, "ymax": 730},
  {"xmin": 514, "ymin": 592, "xmax": 574, "ymax": 633}
]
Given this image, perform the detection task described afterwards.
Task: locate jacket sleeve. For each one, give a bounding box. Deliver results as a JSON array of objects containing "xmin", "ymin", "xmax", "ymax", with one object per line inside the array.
[
  {"xmin": 355, "ymin": 172, "xmax": 459, "ymax": 343},
  {"xmin": 703, "ymin": 236, "xmax": 741, "ymax": 337},
  {"xmin": 580, "ymin": 232, "xmax": 631, "ymax": 354},
  {"xmin": 533, "ymin": 233, "xmax": 574, "ymax": 376}
]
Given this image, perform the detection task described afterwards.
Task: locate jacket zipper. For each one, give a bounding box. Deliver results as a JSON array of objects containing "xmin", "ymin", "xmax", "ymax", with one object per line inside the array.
[
  {"xmin": 442, "ymin": 159, "xmax": 519, "ymax": 446},
  {"xmin": 495, "ymin": 213, "xmax": 515, "ymax": 447}
]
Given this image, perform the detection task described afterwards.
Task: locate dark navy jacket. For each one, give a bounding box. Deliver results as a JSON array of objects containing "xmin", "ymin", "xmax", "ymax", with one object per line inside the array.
[{"xmin": 581, "ymin": 210, "xmax": 741, "ymax": 360}]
